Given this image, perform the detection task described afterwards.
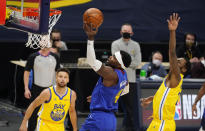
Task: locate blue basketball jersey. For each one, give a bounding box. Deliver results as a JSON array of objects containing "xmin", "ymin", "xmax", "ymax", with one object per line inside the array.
[{"xmin": 90, "ymin": 69, "xmax": 128, "ymax": 112}]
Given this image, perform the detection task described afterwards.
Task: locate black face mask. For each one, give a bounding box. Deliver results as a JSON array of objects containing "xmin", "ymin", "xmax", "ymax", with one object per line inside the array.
[
  {"xmin": 122, "ymin": 32, "xmax": 131, "ymax": 39},
  {"xmin": 52, "ymin": 39, "xmax": 60, "ymax": 48},
  {"xmin": 52, "ymin": 39, "xmax": 60, "ymax": 43}
]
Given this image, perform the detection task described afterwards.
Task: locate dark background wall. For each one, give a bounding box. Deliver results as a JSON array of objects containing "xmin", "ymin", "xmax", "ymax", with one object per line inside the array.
[
  {"xmin": 0, "ymin": 0, "xmax": 205, "ymax": 104},
  {"xmin": 0, "ymin": 0, "xmax": 205, "ymax": 42}
]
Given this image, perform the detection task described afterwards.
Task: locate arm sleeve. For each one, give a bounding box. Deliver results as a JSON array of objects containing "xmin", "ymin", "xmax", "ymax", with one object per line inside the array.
[
  {"xmin": 86, "ymin": 40, "xmax": 102, "ymax": 72},
  {"xmin": 25, "ymin": 54, "xmax": 35, "ymax": 71}
]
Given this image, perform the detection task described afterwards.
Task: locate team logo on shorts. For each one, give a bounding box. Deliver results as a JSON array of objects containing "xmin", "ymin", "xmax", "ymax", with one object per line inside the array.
[{"xmin": 50, "ymin": 104, "xmax": 65, "ymax": 121}]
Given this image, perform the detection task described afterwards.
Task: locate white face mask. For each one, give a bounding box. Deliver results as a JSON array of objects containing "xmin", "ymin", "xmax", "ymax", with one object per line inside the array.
[{"xmin": 152, "ymin": 59, "xmax": 161, "ymax": 67}]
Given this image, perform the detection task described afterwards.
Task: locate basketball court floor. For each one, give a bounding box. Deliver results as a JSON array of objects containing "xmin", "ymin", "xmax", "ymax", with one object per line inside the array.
[{"xmin": 0, "ymin": 99, "xmax": 124, "ymax": 131}]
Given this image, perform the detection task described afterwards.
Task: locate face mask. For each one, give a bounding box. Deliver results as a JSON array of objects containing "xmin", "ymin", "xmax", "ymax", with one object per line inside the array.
[
  {"xmin": 186, "ymin": 40, "xmax": 194, "ymax": 47},
  {"xmin": 152, "ymin": 59, "xmax": 161, "ymax": 67},
  {"xmin": 122, "ymin": 32, "xmax": 131, "ymax": 39},
  {"xmin": 53, "ymin": 39, "xmax": 60, "ymax": 43}
]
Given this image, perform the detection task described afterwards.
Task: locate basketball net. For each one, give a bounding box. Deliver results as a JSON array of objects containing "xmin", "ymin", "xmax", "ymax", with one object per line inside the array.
[{"xmin": 25, "ymin": 9, "xmax": 62, "ymax": 49}]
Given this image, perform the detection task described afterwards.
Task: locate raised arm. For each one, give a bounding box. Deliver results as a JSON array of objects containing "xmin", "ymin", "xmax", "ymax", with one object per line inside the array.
[
  {"xmin": 84, "ymin": 23, "xmax": 118, "ymax": 81},
  {"xmin": 19, "ymin": 89, "xmax": 50, "ymax": 131},
  {"xmin": 167, "ymin": 13, "xmax": 181, "ymax": 87}
]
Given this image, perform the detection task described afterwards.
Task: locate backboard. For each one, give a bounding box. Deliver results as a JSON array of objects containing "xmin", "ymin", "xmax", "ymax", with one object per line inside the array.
[{"xmin": 1, "ymin": 0, "xmax": 50, "ymax": 34}]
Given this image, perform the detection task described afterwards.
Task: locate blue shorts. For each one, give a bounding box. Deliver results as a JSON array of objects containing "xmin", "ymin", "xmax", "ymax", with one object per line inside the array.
[{"xmin": 80, "ymin": 111, "xmax": 117, "ymax": 131}]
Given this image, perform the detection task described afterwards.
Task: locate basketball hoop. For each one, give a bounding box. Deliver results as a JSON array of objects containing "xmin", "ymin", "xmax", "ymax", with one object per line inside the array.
[{"xmin": 22, "ymin": 8, "xmax": 62, "ymax": 49}]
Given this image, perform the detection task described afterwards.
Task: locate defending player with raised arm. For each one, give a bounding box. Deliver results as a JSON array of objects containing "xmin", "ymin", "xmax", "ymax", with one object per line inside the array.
[
  {"xmin": 192, "ymin": 83, "xmax": 205, "ymax": 131},
  {"xmin": 140, "ymin": 13, "xmax": 191, "ymax": 131},
  {"xmin": 19, "ymin": 68, "xmax": 77, "ymax": 131},
  {"xmin": 80, "ymin": 23, "xmax": 131, "ymax": 131}
]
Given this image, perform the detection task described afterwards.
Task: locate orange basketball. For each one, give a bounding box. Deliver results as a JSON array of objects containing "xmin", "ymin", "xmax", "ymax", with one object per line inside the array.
[{"xmin": 83, "ymin": 8, "xmax": 104, "ymax": 28}]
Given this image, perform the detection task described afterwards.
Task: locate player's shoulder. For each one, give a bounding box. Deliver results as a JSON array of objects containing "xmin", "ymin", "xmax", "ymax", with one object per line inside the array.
[
  {"xmin": 26, "ymin": 52, "xmax": 39, "ymax": 63},
  {"xmin": 114, "ymin": 68, "xmax": 125, "ymax": 76},
  {"xmin": 66, "ymin": 87, "xmax": 76, "ymax": 95},
  {"xmin": 69, "ymin": 89, "xmax": 77, "ymax": 100},
  {"xmin": 40, "ymin": 88, "xmax": 51, "ymax": 97}
]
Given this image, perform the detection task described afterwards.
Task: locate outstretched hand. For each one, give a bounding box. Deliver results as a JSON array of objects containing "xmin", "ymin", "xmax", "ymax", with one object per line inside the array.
[
  {"xmin": 167, "ymin": 13, "xmax": 180, "ymax": 31},
  {"xmin": 140, "ymin": 98, "xmax": 152, "ymax": 108},
  {"xmin": 83, "ymin": 22, "xmax": 98, "ymax": 40},
  {"xmin": 192, "ymin": 104, "xmax": 197, "ymax": 117}
]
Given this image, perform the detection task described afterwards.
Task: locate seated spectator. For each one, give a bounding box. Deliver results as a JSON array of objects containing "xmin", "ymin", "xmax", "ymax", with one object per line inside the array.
[
  {"xmin": 50, "ymin": 29, "xmax": 68, "ymax": 51},
  {"xmin": 191, "ymin": 57, "xmax": 205, "ymax": 78},
  {"xmin": 176, "ymin": 32, "xmax": 203, "ymax": 63},
  {"xmin": 141, "ymin": 51, "xmax": 167, "ymax": 79}
]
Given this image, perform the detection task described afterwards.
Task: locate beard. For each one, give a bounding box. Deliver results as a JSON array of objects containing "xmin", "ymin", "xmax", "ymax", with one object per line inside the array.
[
  {"xmin": 105, "ymin": 61, "xmax": 110, "ymax": 66},
  {"xmin": 105, "ymin": 61, "xmax": 115, "ymax": 68},
  {"xmin": 57, "ymin": 82, "xmax": 67, "ymax": 88}
]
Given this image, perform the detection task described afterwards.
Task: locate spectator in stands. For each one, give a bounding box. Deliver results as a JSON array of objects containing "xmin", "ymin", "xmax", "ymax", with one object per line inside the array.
[
  {"xmin": 50, "ymin": 29, "xmax": 68, "ymax": 51},
  {"xmin": 176, "ymin": 32, "xmax": 203, "ymax": 63},
  {"xmin": 111, "ymin": 23, "xmax": 141, "ymax": 131},
  {"xmin": 24, "ymin": 47, "xmax": 60, "ymax": 131},
  {"xmin": 191, "ymin": 57, "xmax": 205, "ymax": 78},
  {"xmin": 141, "ymin": 51, "xmax": 167, "ymax": 79}
]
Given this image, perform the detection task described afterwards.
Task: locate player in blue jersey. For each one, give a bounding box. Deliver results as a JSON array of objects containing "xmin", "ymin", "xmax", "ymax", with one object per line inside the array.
[{"xmin": 80, "ymin": 23, "xmax": 132, "ymax": 131}]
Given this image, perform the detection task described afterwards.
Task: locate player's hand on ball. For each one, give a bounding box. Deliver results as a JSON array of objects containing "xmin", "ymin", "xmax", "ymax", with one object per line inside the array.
[
  {"xmin": 83, "ymin": 22, "xmax": 98, "ymax": 40},
  {"xmin": 192, "ymin": 104, "xmax": 197, "ymax": 117}
]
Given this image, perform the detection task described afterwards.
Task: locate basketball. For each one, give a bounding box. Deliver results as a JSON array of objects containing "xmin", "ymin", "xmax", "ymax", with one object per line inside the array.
[{"xmin": 83, "ymin": 8, "xmax": 104, "ymax": 28}]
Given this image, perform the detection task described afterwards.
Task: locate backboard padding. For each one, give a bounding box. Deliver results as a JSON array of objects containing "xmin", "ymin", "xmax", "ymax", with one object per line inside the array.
[
  {"xmin": 4, "ymin": 0, "xmax": 50, "ymax": 34},
  {"xmin": 0, "ymin": 0, "xmax": 6, "ymax": 25}
]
